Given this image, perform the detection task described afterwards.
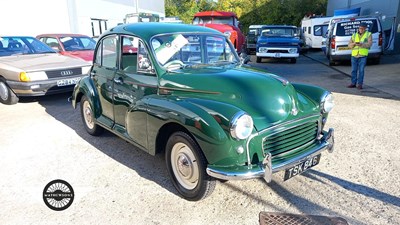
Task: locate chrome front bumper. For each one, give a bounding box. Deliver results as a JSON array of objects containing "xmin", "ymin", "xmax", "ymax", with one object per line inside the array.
[
  {"xmin": 206, "ymin": 128, "xmax": 334, "ymax": 182},
  {"xmin": 7, "ymin": 75, "xmax": 84, "ymax": 96}
]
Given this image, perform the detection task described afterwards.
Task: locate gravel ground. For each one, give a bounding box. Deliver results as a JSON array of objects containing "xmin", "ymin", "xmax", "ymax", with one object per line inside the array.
[{"xmin": 0, "ymin": 55, "xmax": 399, "ymax": 225}]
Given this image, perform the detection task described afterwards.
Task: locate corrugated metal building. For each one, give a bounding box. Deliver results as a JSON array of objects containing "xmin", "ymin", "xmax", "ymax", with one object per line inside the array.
[{"xmin": 327, "ymin": 0, "xmax": 400, "ymax": 54}]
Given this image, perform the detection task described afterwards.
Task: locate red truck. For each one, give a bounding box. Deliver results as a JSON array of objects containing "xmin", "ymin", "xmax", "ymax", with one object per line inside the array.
[{"xmin": 193, "ymin": 11, "xmax": 246, "ymax": 53}]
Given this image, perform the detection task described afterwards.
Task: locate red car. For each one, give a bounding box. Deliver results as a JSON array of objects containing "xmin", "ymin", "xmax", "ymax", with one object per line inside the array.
[
  {"xmin": 36, "ymin": 34, "xmax": 96, "ymax": 62},
  {"xmin": 193, "ymin": 11, "xmax": 246, "ymax": 53}
]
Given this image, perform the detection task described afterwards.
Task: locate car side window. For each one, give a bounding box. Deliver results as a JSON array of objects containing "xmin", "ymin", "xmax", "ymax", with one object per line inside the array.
[
  {"xmin": 42, "ymin": 37, "xmax": 61, "ymax": 51},
  {"xmin": 96, "ymin": 35, "xmax": 117, "ymax": 68},
  {"xmin": 137, "ymin": 40, "xmax": 154, "ymax": 75},
  {"xmin": 120, "ymin": 35, "xmax": 138, "ymax": 73}
]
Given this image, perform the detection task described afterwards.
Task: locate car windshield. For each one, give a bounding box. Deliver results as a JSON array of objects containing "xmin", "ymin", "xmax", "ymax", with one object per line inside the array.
[
  {"xmin": 193, "ymin": 16, "xmax": 234, "ymax": 26},
  {"xmin": 261, "ymin": 28, "xmax": 297, "ymax": 37},
  {"xmin": 151, "ymin": 33, "xmax": 239, "ymax": 71},
  {"xmin": 0, "ymin": 36, "xmax": 56, "ymax": 57},
  {"xmin": 60, "ymin": 36, "xmax": 96, "ymax": 51}
]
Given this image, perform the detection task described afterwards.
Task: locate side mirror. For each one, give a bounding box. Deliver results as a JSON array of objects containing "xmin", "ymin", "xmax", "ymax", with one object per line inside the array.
[{"xmin": 239, "ymin": 52, "xmax": 250, "ymax": 64}]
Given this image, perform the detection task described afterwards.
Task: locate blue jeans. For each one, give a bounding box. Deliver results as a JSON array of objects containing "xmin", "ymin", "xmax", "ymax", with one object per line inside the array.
[{"xmin": 351, "ymin": 56, "xmax": 367, "ymax": 85}]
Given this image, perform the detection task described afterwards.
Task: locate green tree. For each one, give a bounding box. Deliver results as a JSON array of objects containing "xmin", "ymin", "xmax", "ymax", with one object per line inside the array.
[{"xmin": 165, "ymin": 0, "xmax": 328, "ymax": 32}]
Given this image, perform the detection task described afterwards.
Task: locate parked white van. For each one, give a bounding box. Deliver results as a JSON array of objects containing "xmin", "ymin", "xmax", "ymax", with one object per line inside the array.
[
  {"xmin": 301, "ymin": 16, "xmax": 332, "ymax": 49},
  {"xmin": 324, "ymin": 16, "xmax": 383, "ymax": 65}
]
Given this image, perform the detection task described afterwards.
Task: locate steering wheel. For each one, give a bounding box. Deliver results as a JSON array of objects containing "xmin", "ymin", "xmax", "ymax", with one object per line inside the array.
[{"xmin": 164, "ymin": 60, "xmax": 184, "ymax": 68}]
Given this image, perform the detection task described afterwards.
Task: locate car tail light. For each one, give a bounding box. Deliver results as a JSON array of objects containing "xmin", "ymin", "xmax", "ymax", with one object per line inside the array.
[
  {"xmin": 331, "ymin": 37, "xmax": 336, "ymax": 49},
  {"xmin": 379, "ymin": 33, "xmax": 383, "ymax": 46}
]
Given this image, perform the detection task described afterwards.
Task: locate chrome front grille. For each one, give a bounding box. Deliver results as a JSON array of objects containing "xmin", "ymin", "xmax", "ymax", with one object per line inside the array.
[
  {"xmin": 46, "ymin": 67, "xmax": 82, "ymax": 78},
  {"xmin": 263, "ymin": 120, "xmax": 318, "ymax": 157},
  {"xmin": 268, "ymin": 42, "xmax": 289, "ymax": 46}
]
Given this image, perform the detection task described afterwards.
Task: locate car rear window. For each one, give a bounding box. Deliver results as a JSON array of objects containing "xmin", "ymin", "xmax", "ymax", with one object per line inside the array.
[{"xmin": 335, "ymin": 19, "xmax": 378, "ymax": 36}]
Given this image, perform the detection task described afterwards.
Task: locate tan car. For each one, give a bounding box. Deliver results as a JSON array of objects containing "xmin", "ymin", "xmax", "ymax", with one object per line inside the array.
[{"xmin": 0, "ymin": 36, "xmax": 91, "ymax": 105}]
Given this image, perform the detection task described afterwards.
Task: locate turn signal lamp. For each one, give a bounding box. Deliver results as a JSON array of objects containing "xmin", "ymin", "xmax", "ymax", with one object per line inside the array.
[{"xmin": 19, "ymin": 72, "xmax": 30, "ymax": 82}]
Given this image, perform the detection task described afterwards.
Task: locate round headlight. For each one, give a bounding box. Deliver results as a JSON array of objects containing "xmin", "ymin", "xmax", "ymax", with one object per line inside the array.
[
  {"xmin": 322, "ymin": 93, "xmax": 334, "ymax": 113},
  {"xmin": 230, "ymin": 112, "xmax": 253, "ymax": 140}
]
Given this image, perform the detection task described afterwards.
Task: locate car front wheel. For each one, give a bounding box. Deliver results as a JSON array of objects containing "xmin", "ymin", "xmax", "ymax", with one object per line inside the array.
[
  {"xmin": 166, "ymin": 131, "xmax": 216, "ymax": 201},
  {"xmin": 80, "ymin": 95, "xmax": 103, "ymax": 136},
  {"xmin": 0, "ymin": 79, "xmax": 18, "ymax": 105}
]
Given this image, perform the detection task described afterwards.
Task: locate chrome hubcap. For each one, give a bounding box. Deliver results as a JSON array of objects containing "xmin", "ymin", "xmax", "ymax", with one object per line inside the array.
[
  {"xmin": 83, "ymin": 101, "xmax": 94, "ymax": 129},
  {"xmin": 171, "ymin": 142, "xmax": 199, "ymax": 190},
  {"xmin": 0, "ymin": 82, "xmax": 9, "ymax": 101},
  {"xmin": 177, "ymin": 155, "xmax": 192, "ymax": 178}
]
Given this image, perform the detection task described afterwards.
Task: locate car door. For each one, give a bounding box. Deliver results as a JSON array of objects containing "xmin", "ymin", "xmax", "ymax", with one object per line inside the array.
[
  {"xmin": 112, "ymin": 35, "xmax": 158, "ymax": 150},
  {"xmin": 91, "ymin": 34, "xmax": 118, "ymax": 127}
]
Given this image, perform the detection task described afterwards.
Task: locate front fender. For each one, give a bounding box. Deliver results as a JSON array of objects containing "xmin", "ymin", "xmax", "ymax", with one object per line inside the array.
[
  {"xmin": 292, "ymin": 83, "xmax": 332, "ymax": 122},
  {"xmin": 146, "ymin": 95, "xmax": 250, "ymax": 165},
  {"xmin": 71, "ymin": 76, "xmax": 102, "ymax": 118},
  {"xmin": 292, "ymin": 83, "xmax": 330, "ymax": 107}
]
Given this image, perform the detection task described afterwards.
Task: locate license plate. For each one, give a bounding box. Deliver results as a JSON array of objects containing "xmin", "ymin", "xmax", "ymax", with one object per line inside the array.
[
  {"xmin": 275, "ymin": 53, "xmax": 281, "ymax": 58},
  {"xmin": 57, "ymin": 77, "xmax": 81, "ymax": 87},
  {"xmin": 337, "ymin": 47, "xmax": 351, "ymax": 51},
  {"xmin": 284, "ymin": 154, "xmax": 321, "ymax": 181}
]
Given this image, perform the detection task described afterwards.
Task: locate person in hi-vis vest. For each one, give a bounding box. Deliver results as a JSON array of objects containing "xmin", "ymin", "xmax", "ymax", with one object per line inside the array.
[{"xmin": 347, "ymin": 22, "xmax": 372, "ymax": 90}]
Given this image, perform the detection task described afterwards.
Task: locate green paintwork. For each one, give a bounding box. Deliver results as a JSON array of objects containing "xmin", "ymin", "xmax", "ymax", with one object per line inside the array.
[{"xmin": 71, "ymin": 23, "xmax": 332, "ymax": 171}]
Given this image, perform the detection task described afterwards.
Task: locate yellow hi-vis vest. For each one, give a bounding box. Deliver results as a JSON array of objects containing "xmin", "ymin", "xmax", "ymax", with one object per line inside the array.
[{"xmin": 351, "ymin": 31, "xmax": 371, "ymax": 57}]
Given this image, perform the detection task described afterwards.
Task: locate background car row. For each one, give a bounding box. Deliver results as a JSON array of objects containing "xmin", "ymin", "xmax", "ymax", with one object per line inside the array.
[{"xmin": 0, "ymin": 34, "xmax": 96, "ymax": 105}]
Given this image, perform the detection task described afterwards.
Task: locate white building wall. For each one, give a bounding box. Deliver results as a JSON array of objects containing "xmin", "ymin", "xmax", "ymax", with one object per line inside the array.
[
  {"xmin": 1, "ymin": 0, "xmax": 70, "ymax": 36},
  {"xmin": 0, "ymin": 0, "xmax": 165, "ymax": 37},
  {"xmin": 138, "ymin": 0, "xmax": 165, "ymax": 16}
]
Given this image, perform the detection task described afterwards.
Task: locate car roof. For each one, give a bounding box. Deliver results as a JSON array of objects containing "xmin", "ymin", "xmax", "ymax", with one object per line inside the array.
[
  {"xmin": 333, "ymin": 16, "xmax": 379, "ymax": 25},
  {"xmin": 103, "ymin": 23, "xmax": 223, "ymax": 41},
  {"xmin": 0, "ymin": 36, "xmax": 35, "ymax": 38},
  {"xmin": 249, "ymin": 25, "xmax": 266, "ymax": 28},
  {"xmin": 36, "ymin": 33, "xmax": 91, "ymax": 38},
  {"xmin": 194, "ymin": 11, "xmax": 238, "ymax": 18},
  {"xmin": 262, "ymin": 25, "xmax": 297, "ymax": 29}
]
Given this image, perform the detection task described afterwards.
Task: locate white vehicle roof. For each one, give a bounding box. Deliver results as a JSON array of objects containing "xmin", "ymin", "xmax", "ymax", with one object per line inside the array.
[{"xmin": 249, "ymin": 25, "xmax": 266, "ymax": 29}]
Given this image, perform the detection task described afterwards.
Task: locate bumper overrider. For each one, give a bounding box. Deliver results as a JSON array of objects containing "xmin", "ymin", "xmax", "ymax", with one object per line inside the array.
[{"xmin": 206, "ymin": 128, "xmax": 334, "ymax": 182}]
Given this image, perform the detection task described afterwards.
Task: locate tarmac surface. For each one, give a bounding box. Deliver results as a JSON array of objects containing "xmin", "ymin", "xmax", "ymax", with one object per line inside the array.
[{"xmin": 303, "ymin": 50, "xmax": 400, "ymax": 98}]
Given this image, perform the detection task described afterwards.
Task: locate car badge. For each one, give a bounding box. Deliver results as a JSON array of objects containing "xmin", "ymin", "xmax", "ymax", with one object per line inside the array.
[{"xmin": 61, "ymin": 70, "xmax": 73, "ymax": 76}]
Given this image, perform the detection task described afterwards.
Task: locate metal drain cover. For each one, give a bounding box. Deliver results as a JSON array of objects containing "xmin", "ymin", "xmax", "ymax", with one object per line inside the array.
[{"xmin": 259, "ymin": 212, "xmax": 348, "ymax": 225}]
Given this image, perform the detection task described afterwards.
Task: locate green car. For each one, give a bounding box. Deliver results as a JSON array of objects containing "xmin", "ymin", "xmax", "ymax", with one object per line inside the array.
[{"xmin": 71, "ymin": 23, "xmax": 335, "ymax": 201}]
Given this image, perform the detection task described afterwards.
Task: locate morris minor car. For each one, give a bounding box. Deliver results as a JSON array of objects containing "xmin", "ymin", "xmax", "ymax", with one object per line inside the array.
[{"xmin": 71, "ymin": 23, "xmax": 335, "ymax": 201}]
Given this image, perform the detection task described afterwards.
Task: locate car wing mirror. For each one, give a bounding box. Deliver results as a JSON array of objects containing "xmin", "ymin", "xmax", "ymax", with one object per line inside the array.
[{"xmin": 239, "ymin": 52, "xmax": 250, "ymax": 64}]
